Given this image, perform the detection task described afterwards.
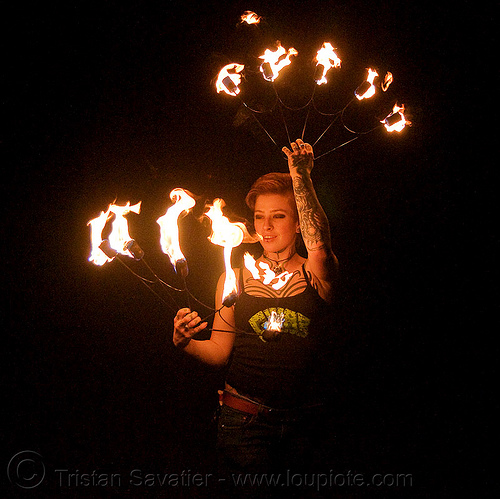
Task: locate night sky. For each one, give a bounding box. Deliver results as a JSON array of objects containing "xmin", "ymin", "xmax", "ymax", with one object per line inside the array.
[{"xmin": 3, "ymin": 1, "xmax": 492, "ymax": 497}]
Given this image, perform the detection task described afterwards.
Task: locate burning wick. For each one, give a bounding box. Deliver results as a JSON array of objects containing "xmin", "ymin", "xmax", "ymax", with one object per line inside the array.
[
  {"xmin": 314, "ymin": 42, "xmax": 341, "ymax": 85},
  {"xmin": 125, "ymin": 240, "xmax": 144, "ymax": 261},
  {"xmin": 88, "ymin": 201, "xmax": 142, "ymax": 266},
  {"xmin": 355, "ymin": 68, "xmax": 378, "ymax": 100},
  {"xmin": 88, "ymin": 209, "xmax": 114, "ymax": 266},
  {"xmin": 259, "ymin": 42, "xmax": 298, "ymax": 82},
  {"xmin": 216, "ymin": 63, "xmax": 245, "ymax": 96},
  {"xmin": 262, "ymin": 310, "xmax": 285, "ymax": 342},
  {"xmin": 240, "ymin": 11, "xmax": 261, "ymax": 24},
  {"xmin": 98, "ymin": 239, "xmax": 117, "ymax": 260},
  {"xmin": 381, "ymin": 72, "xmax": 393, "ymax": 92},
  {"xmin": 205, "ymin": 199, "xmax": 247, "ymax": 307},
  {"xmin": 381, "ymin": 104, "xmax": 410, "ymax": 132},
  {"xmin": 157, "ymin": 188, "xmax": 196, "ymax": 277}
]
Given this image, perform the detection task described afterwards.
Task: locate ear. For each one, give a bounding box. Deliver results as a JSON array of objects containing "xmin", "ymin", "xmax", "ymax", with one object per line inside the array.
[{"xmin": 296, "ymin": 224, "xmax": 300, "ymax": 233}]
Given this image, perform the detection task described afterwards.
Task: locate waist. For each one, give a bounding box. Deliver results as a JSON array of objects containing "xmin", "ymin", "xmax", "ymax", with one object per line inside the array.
[{"xmin": 220, "ymin": 390, "xmax": 322, "ymax": 417}]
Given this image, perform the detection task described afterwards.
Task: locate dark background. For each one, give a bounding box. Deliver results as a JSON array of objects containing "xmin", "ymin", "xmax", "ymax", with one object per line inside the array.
[{"xmin": 2, "ymin": 1, "xmax": 493, "ymax": 497}]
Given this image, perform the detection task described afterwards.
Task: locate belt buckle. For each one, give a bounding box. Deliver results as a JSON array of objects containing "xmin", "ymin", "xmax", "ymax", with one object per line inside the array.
[{"xmin": 259, "ymin": 405, "xmax": 271, "ymax": 416}]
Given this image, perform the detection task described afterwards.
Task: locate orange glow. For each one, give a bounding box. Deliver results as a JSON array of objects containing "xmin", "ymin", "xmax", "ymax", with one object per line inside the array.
[
  {"xmin": 243, "ymin": 252, "xmax": 294, "ymax": 290},
  {"xmin": 314, "ymin": 42, "xmax": 341, "ymax": 85},
  {"xmin": 259, "ymin": 42, "xmax": 298, "ymax": 82},
  {"xmin": 88, "ymin": 201, "xmax": 141, "ymax": 266},
  {"xmin": 240, "ymin": 11, "xmax": 261, "ymax": 24},
  {"xmin": 205, "ymin": 199, "xmax": 247, "ymax": 304},
  {"xmin": 157, "ymin": 188, "xmax": 196, "ymax": 271},
  {"xmin": 216, "ymin": 63, "xmax": 245, "ymax": 96},
  {"xmin": 355, "ymin": 68, "xmax": 378, "ymax": 100},
  {"xmin": 381, "ymin": 103, "xmax": 410, "ymax": 132}
]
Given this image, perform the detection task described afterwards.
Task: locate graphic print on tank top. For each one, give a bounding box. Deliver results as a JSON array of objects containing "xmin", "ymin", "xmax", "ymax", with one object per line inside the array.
[{"xmin": 248, "ymin": 306, "xmax": 311, "ymax": 339}]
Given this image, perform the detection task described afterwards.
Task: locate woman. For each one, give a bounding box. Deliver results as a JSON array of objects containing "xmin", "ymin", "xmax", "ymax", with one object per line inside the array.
[{"xmin": 173, "ymin": 138, "xmax": 338, "ymax": 485}]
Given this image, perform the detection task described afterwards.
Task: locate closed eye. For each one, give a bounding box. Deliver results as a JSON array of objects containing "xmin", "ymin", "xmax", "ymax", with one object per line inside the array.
[{"xmin": 254, "ymin": 213, "xmax": 286, "ymax": 220}]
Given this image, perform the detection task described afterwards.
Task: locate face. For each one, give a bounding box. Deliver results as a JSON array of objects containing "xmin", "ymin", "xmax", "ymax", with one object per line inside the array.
[{"xmin": 253, "ymin": 193, "xmax": 299, "ymax": 256}]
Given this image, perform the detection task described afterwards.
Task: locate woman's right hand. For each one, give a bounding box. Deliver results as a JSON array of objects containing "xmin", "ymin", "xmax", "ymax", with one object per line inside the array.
[{"xmin": 173, "ymin": 308, "xmax": 207, "ymax": 348}]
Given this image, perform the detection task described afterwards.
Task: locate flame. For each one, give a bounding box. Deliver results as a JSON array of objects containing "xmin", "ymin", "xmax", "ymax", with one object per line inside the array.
[
  {"xmin": 216, "ymin": 63, "xmax": 245, "ymax": 96},
  {"xmin": 205, "ymin": 199, "xmax": 247, "ymax": 304},
  {"xmin": 243, "ymin": 252, "xmax": 294, "ymax": 290},
  {"xmin": 87, "ymin": 201, "xmax": 141, "ymax": 266},
  {"xmin": 381, "ymin": 71, "xmax": 393, "ymax": 92},
  {"xmin": 240, "ymin": 11, "xmax": 261, "ymax": 24},
  {"xmin": 108, "ymin": 202, "xmax": 142, "ymax": 258},
  {"xmin": 157, "ymin": 188, "xmax": 196, "ymax": 270},
  {"xmin": 263, "ymin": 310, "xmax": 286, "ymax": 333},
  {"xmin": 381, "ymin": 103, "xmax": 410, "ymax": 132},
  {"xmin": 314, "ymin": 42, "xmax": 341, "ymax": 85},
  {"xmin": 88, "ymin": 208, "xmax": 113, "ymax": 266},
  {"xmin": 259, "ymin": 42, "xmax": 298, "ymax": 82},
  {"xmin": 355, "ymin": 68, "xmax": 378, "ymax": 100}
]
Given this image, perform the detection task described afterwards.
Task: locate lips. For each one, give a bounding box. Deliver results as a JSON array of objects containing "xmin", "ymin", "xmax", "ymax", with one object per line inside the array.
[{"xmin": 262, "ymin": 235, "xmax": 277, "ymax": 243}]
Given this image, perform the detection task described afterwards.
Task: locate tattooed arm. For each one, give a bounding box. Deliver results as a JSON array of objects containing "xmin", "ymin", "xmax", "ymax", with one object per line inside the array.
[{"xmin": 282, "ymin": 138, "xmax": 338, "ymax": 299}]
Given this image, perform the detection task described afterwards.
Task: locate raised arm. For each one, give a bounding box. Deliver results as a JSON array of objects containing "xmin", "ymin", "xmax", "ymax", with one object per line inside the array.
[
  {"xmin": 282, "ymin": 139, "xmax": 338, "ymax": 298},
  {"xmin": 173, "ymin": 272, "xmax": 235, "ymax": 367}
]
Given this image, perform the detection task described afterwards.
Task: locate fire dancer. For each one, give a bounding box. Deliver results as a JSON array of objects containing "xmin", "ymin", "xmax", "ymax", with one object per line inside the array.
[{"xmin": 173, "ymin": 138, "xmax": 338, "ymax": 488}]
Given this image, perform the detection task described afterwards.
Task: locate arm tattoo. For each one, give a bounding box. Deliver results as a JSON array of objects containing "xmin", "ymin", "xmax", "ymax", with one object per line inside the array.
[{"xmin": 292, "ymin": 174, "xmax": 331, "ymax": 250}]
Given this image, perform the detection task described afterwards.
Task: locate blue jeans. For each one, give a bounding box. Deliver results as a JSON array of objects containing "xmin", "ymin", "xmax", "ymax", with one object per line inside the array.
[{"xmin": 216, "ymin": 403, "xmax": 324, "ymax": 498}]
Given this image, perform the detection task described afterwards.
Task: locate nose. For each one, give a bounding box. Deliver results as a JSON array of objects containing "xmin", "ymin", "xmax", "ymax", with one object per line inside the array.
[{"xmin": 262, "ymin": 217, "xmax": 273, "ymax": 231}]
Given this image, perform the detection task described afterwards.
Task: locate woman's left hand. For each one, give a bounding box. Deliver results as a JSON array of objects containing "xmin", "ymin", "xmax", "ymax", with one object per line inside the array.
[{"xmin": 282, "ymin": 138, "xmax": 314, "ymax": 175}]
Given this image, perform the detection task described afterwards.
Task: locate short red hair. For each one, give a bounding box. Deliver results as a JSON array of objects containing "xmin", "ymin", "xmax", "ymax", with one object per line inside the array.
[{"xmin": 245, "ymin": 172, "xmax": 297, "ymax": 218}]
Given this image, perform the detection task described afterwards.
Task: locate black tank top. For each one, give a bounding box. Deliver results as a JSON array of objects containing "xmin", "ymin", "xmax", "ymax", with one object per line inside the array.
[{"xmin": 227, "ymin": 265, "xmax": 330, "ymax": 408}]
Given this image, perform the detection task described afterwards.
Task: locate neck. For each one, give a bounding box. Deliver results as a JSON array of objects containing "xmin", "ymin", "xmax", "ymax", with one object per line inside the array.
[
  {"xmin": 262, "ymin": 249, "xmax": 297, "ymax": 274},
  {"xmin": 263, "ymin": 249, "xmax": 296, "ymax": 263}
]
